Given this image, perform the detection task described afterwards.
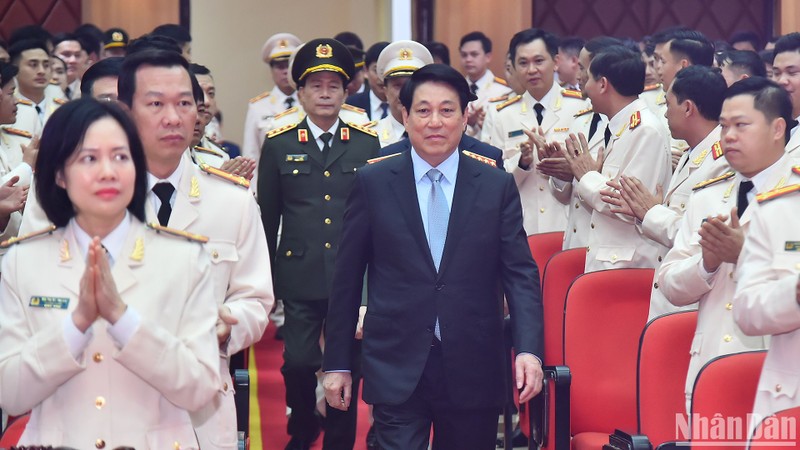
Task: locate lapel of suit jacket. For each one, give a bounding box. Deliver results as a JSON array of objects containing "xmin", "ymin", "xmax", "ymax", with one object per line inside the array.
[
  {"xmin": 389, "ymin": 152, "xmax": 437, "ymax": 273},
  {"xmin": 58, "ymin": 225, "xmax": 83, "ymax": 297},
  {"xmin": 540, "ymin": 93, "xmax": 561, "ymax": 134},
  {"xmin": 111, "ymin": 221, "xmax": 146, "ymax": 296},
  {"xmin": 324, "ymin": 122, "xmax": 348, "ymax": 169},
  {"xmin": 437, "ymin": 153, "xmax": 482, "ymax": 278},
  {"xmin": 164, "ymin": 161, "xmax": 202, "ymax": 230}
]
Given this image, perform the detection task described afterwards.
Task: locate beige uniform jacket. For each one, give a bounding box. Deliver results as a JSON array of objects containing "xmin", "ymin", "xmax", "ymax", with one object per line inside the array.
[
  {"xmin": 242, "ymin": 86, "xmax": 298, "ymax": 162},
  {"xmin": 374, "ymin": 115, "xmax": 404, "ymax": 148},
  {"xmin": 191, "ymin": 136, "xmax": 231, "ymax": 169},
  {"xmin": 465, "ymin": 69, "xmax": 512, "ymax": 137},
  {"xmin": 576, "ymin": 99, "xmax": 672, "ymax": 272},
  {"xmin": 0, "ymin": 128, "xmax": 34, "ymax": 248},
  {"xmin": 0, "ymin": 219, "xmax": 220, "ymax": 449},
  {"xmin": 12, "ymin": 92, "xmax": 66, "ymax": 137},
  {"xmin": 488, "ymin": 84, "xmax": 586, "ymax": 234}
]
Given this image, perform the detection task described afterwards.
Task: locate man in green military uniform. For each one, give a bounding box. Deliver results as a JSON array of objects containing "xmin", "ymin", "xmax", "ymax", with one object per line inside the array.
[{"xmin": 257, "ymin": 38, "xmax": 380, "ymax": 450}]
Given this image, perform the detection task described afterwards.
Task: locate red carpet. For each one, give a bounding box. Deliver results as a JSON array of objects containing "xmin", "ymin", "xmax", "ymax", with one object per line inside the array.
[{"xmin": 249, "ymin": 323, "xmax": 372, "ymax": 450}]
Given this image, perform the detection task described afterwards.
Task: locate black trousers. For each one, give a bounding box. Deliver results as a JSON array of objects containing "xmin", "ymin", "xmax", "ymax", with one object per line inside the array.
[
  {"xmin": 372, "ymin": 341, "xmax": 500, "ymax": 450},
  {"xmin": 281, "ymin": 298, "xmax": 362, "ymax": 449}
]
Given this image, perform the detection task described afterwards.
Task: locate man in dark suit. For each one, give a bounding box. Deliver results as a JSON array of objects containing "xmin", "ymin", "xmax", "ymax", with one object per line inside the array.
[
  {"xmin": 322, "ymin": 64, "xmax": 543, "ymax": 450},
  {"xmin": 346, "ymin": 41, "xmax": 390, "ymax": 120},
  {"xmin": 258, "ymin": 38, "xmax": 380, "ymax": 450}
]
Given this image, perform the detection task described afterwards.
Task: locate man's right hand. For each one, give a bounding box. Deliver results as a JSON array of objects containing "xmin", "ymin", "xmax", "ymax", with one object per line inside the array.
[{"xmin": 323, "ymin": 371, "xmax": 353, "ymax": 411}]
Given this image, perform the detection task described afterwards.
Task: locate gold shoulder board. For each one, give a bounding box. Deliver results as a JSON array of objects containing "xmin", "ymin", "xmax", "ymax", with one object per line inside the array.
[
  {"xmin": 574, "ymin": 107, "xmax": 593, "ymax": 117},
  {"xmin": 367, "ymin": 152, "xmax": 402, "ymax": 164},
  {"xmin": 267, "ymin": 122, "xmax": 299, "ymax": 139},
  {"xmin": 273, "ymin": 106, "xmax": 299, "ymax": 120},
  {"xmin": 757, "ymin": 184, "xmax": 800, "ymax": 204},
  {"xmin": 0, "ymin": 225, "xmax": 56, "ymax": 249},
  {"xmin": 346, "ymin": 122, "xmax": 378, "ymax": 137},
  {"xmin": 462, "ymin": 150, "xmax": 496, "ymax": 167},
  {"xmin": 194, "ymin": 146, "xmax": 225, "ymax": 157},
  {"xmin": 643, "ymin": 83, "xmax": 662, "ymax": 92},
  {"xmin": 146, "ymin": 223, "xmax": 209, "ymax": 243},
  {"xmin": 249, "ymin": 91, "xmax": 270, "ymax": 103},
  {"xmin": 362, "ymin": 120, "xmax": 379, "ymax": 128},
  {"xmin": 53, "ymin": 97, "xmax": 67, "ymax": 105},
  {"xmin": 493, "ymin": 76, "xmax": 508, "ymax": 86},
  {"xmin": 488, "ymin": 93, "xmax": 510, "ymax": 103},
  {"xmin": 561, "ymin": 89, "xmax": 583, "ymax": 99},
  {"xmin": 16, "ymin": 98, "xmax": 33, "ymax": 106},
  {"xmin": 199, "ymin": 163, "xmax": 250, "ymax": 189},
  {"xmin": 3, "ymin": 127, "xmax": 33, "ymax": 139},
  {"xmin": 496, "ymin": 94, "xmax": 522, "ymax": 112},
  {"xmin": 692, "ymin": 171, "xmax": 736, "ymax": 191},
  {"xmin": 341, "ymin": 103, "xmax": 366, "ymax": 114}
]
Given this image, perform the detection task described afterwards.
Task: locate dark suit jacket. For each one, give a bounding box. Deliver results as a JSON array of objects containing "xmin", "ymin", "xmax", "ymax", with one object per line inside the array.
[
  {"xmin": 345, "ymin": 91, "xmax": 372, "ymax": 119},
  {"xmin": 323, "ymin": 151, "xmax": 542, "ymax": 409},
  {"xmin": 257, "ymin": 117, "xmax": 380, "ymax": 300},
  {"xmin": 380, "ymin": 134, "xmax": 504, "ymax": 170}
]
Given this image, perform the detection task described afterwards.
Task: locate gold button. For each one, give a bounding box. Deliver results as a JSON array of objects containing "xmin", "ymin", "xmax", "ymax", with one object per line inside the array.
[
  {"xmin": 680, "ymin": 203, "xmax": 685, "ymax": 209},
  {"xmin": 776, "ymin": 384, "xmax": 783, "ymax": 393},
  {"xmin": 285, "ymin": 250, "xmax": 292, "ymax": 257},
  {"xmin": 654, "ymin": 282, "xmax": 659, "ymax": 289},
  {"xmin": 211, "ymin": 250, "xmax": 219, "ymax": 259},
  {"xmin": 590, "ymin": 223, "xmax": 595, "ymax": 229},
  {"xmin": 93, "ymin": 352, "xmax": 103, "ymax": 363},
  {"xmin": 726, "ymin": 302, "xmax": 733, "ymax": 311},
  {"xmin": 539, "ymin": 208, "xmax": 545, "ymax": 213},
  {"xmin": 95, "ymin": 396, "xmax": 105, "ymax": 409},
  {"xmin": 223, "ymin": 382, "xmax": 228, "ymax": 392},
  {"xmin": 723, "ymin": 335, "xmax": 732, "ymax": 343},
  {"xmin": 657, "ymin": 256, "xmax": 662, "ymax": 262},
  {"xmin": 611, "ymin": 254, "xmax": 617, "ymax": 261},
  {"xmin": 324, "ymin": 194, "xmax": 331, "ymax": 201},
  {"xmin": 174, "ymin": 441, "xmax": 182, "ymax": 450},
  {"xmin": 96, "ymin": 439, "xmax": 106, "ymax": 449},
  {"xmin": 324, "ymin": 170, "xmax": 331, "ymax": 177},
  {"xmin": 539, "ymin": 186, "xmax": 544, "ymax": 191},
  {"xmin": 325, "ymin": 243, "xmax": 331, "ymax": 249},
  {"xmin": 575, "ymin": 203, "xmax": 580, "ymax": 209},
  {"xmin": 292, "ymin": 169, "xmax": 299, "ymax": 175},
  {"xmin": 324, "ymin": 218, "xmax": 332, "ymax": 225}
]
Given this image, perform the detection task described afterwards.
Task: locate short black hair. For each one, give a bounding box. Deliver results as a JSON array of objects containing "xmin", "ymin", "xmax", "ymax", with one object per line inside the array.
[
  {"xmin": 730, "ymin": 31, "xmax": 761, "ymax": 51},
  {"xmin": 334, "ymin": 32, "xmax": 363, "ymax": 50},
  {"xmin": 365, "ymin": 42, "xmax": 390, "ymax": 67},
  {"xmin": 8, "ymin": 39, "xmax": 49, "ymax": 66},
  {"xmin": 189, "ymin": 71, "xmax": 204, "ymax": 104},
  {"xmin": 774, "ymin": 32, "xmax": 800, "ymax": 57},
  {"xmin": 759, "ymin": 49, "xmax": 775, "ymax": 66},
  {"xmin": 152, "ymin": 24, "xmax": 192, "ymax": 45},
  {"xmin": 651, "ymin": 26, "xmax": 692, "ymax": 46},
  {"xmin": 9, "ymin": 25, "xmax": 52, "ymax": 47},
  {"xmin": 724, "ymin": 76, "xmax": 795, "ymax": 144},
  {"xmin": 52, "ymin": 32, "xmax": 90, "ymax": 54},
  {"xmin": 509, "ymin": 28, "xmax": 559, "ymax": 62},
  {"xmin": 671, "ymin": 65, "xmax": 727, "ymax": 121},
  {"xmin": 36, "ymin": 98, "xmax": 148, "ymax": 227},
  {"xmin": 669, "ymin": 31, "xmax": 714, "ymax": 66},
  {"xmin": 0, "ymin": 62, "xmax": 19, "ymax": 88},
  {"xmin": 721, "ymin": 50, "xmax": 767, "ymax": 78},
  {"xmin": 127, "ymin": 33, "xmax": 183, "ymax": 56},
  {"xmin": 558, "ymin": 37, "xmax": 585, "ymax": 56},
  {"xmin": 80, "ymin": 57, "xmax": 123, "ymax": 97},
  {"xmin": 589, "ymin": 45, "xmax": 645, "ymax": 97},
  {"xmin": 584, "ymin": 36, "xmax": 623, "ymax": 60},
  {"xmin": 189, "ymin": 63, "xmax": 212, "ymax": 77},
  {"xmin": 74, "ymin": 23, "xmax": 105, "ymax": 56},
  {"xmin": 118, "ymin": 49, "xmax": 192, "ymax": 107},
  {"xmin": 460, "ymin": 31, "xmax": 492, "ymax": 54},
  {"xmin": 399, "ymin": 63, "xmax": 477, "ymax": 114},
  {"xmin": 424, "ymin": 41, "xmax": 451, "ymax": 66}
]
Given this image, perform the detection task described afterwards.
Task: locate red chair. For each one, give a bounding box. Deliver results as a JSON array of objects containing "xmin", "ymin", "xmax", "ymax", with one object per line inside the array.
[
  {"xmin": 0, "ymin": 414, "xmax": 29, "ymax": 447},
  {"xmin": 689, "ymin": 351, "xmax": 766, "ymax": 449},
  {"xmin": 749, "ymin": 405, "xmax": 800, "ymax": 449},
  {"xmin": 527, "ymin": 232, "xmax": 566, "ymax": 285},
  {"xmin": 564, "ymin": 268, "xmax": 654, "ymax": 450}
]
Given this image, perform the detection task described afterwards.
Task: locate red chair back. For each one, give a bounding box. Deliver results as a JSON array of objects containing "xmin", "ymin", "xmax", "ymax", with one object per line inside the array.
[
  {"xmin": 749, "ymin": 405, "xmax": 800, "ymax": 449},
  {"xmin": 541, "ymin": 247, "xmax": 585, "ymax": 366},
  {"xmin": 637, "ymin": 310, "xmax": 698, "ymax": 447},
  {"xmin": 564, "ymin": 268, "xmax": 653, "ymax": 437},
  {"xmin": 0, "ymin": 414, "xmax": 29, "ymax": 447},
  {"xmin": 527, "ymin": 232, "xmax": 566, "ymax": 285},
  {"xmin": 690, "ymin": 351, "xmax": 767, "ymax": 449}
]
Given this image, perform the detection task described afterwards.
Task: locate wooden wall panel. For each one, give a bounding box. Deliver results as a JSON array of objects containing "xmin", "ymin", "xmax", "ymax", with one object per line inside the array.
[
  {"xmin": 82, "ymin": 0, "xmax": 179, "ymax": 39},
  {"xmin": 0, "ymin": 0, "xmax": 81, "ymax": 41}
]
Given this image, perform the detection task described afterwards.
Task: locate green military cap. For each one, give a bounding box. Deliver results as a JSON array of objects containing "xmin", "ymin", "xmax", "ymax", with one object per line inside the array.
[
  {"xmin": 291, "ymin": 38, "xmax": 356, "ymax": 86},
  {"xmin": 103, "ymin": 27, "xmax": 129, "ymax": 49}
]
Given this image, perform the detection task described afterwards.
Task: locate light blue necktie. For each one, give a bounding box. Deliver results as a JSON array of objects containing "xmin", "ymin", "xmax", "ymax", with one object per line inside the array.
[{"xmin": 426, "ymin": 168, "xmax": 449, "ymax": 339}]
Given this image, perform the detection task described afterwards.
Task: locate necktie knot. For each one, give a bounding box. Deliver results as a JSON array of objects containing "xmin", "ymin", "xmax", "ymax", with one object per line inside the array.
[
  {"xmin": 737, "ymin": 180, "xmax": 754, "ymax": 218},
  {"xmin": 470, "ymin": 83, "xmax": 479, "ymax": 95},
  {"xmin": 533, "ymin": 103, "xmax": 544, "ymax": 126},
  {"xmin": 285, "ymin": 97, "xmax": 295, "ymax": 109},
  {"xmin": 426, "ymin": 168, "xmax": 443, "ymax": 183}
]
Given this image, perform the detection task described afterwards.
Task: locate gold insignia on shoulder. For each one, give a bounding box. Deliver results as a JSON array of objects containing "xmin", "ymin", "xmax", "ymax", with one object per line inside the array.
[
  {"xmin": 691, "ymin": 148, "xmax": 709, "ymax": 166},
  {"xmin": 273, "ymin": 106, "xmax": 298, "ymax": 120},
  {"xmin": 629, "ymin": 111, "xmax": 642, "ymax": 129},
  {"xmin": 793, "ymin": 165, "xmax": 800, "ymax": 176},
  {"xmin": 756, "ymin": 184, "xmax": 800, "ymax": 204},
  {"xmin": 462, "ymin": 150, "xmax": 496, "ymax": 167},
  {"xmin": 130, "ymin": 237, "xmax": 144, "ymax": 261},
  {"xmin": 496, "ymin": 95, "xmax": 522, "ymax": 112},
  {"xmin": 341, "ymin": 127, "xmax": 350, "ymax": 141},
  {"xmin": 367, "ymin": 152, "xmax": 402, "ymax": 164},
  {"xmin": 341, "ymin": 104, "xmax": 366, "ymax": 114},
  {"xmin": 3, "ymin": 127, "xmax": 33, "ymax": 139},
  {"xmin": 574, "ymin": 107, "xmax": 593, "ymax": 117},
  {"xmin": 199, "ymin": 163, "xmax": 250, "ymax": 189},
  {"xmin": 561, "ymin": 89, "xmax": 583, "ymax": 99},
  {"xmin": 146, "ymin": 223, "xmax": 209, "ymax": 243},
  {"xmin": 362, "ymin": 120, "xmax": 379, "ymax": 128},
  {"xmin": 53, "ymin": 97, "xmax": 67, "ymax": 105},
  {"xmin": 267, "ymin": 122, "xmax": 299, "ymax": 139},
  {"xmin": 16, "ymin": 98, "xmax": 33, "ymax": 106},
  {"xmin": 488, "ymin": 93, "xmax": 510, "ymax": 103},
  {"xmin": 494, "ymin": 76, "xmax": 509, "ymax": 86},
  {"xmin": 346, "ymin": 122, "xmax": 378, "ymax": 137},
  {"xmin": 711, "ymin": 141, "xmax": 724, "ymax": 160},
  {"xmin": 249, "ymin": 91, "xmax": 270, "ymax": 103},
  {"xmin": 656, "ymin": 92, "xmax": 666, "ymax": 105},
  {"xmin": 0, "ymin": 225, "xmax": 56, "ymax": 249},
  {"xmin": 190, "ymin": 176, "xmax": 200, "ymax": 198},
  {"xmin": 59, "ymin": 239, "xmax": 70, "ymax": 262},
  {"xmin": 643, "ymin": 83, "xmax": 662, "ymax": 92},
  {"xmin": 316, "ymin": 43, "xmax": 333, "ymax": 58},
  {"xmin": 193, "ymin": 145, "xmax": 225, "ymax": 157},
  {"xmin": 692, "ymin": 171, "xmax": 736, "ymax": 191}
]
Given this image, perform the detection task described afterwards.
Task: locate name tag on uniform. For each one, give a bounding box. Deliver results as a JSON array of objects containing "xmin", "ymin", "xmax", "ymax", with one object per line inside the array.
[
  {"xmin": 286, "ymin": 154, "xmax": 308, "ymax": 162},
  {"xmin": 508, "ymin": 130, "xmax": 524, "ymax": 138},
  {"xmin": 29, "ymin": 296, "xmax": 70, "ymax": 309},
  {"xmin": 785, "ymin": 241, "xmax": 800, "ymax": 251}
]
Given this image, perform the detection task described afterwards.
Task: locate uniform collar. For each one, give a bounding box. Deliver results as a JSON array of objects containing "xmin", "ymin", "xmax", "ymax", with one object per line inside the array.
[
  {"xmin": 607, "ymin": 98, "xmax": 645, "ymax": 137},
  {"xmin": 411, "ymin": 145, "xmax": 460, "ymax": 184},
  {"xmin": 70, "ymin": 211, "xmax": 131, "ymax": 266}
]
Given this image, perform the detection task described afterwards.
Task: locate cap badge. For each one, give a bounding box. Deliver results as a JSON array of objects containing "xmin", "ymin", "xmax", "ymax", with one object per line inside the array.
[
  {"xmin": 316, "ymin": 44, "xmax": 333, "ymax": 58},
  {"xmin": 399, "ymin": 48, "xmax": 413, "ymax": 60}
]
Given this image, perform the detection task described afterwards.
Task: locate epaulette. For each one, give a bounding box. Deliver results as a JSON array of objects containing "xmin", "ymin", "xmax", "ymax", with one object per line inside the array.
[
  {"xmin": 49, "ymin": 80, "xmax": 60, "ymax": 85},
  {"xmin": 367, "ymin": 152, "xmax": 401, "ymax": 164},
  {"xmin": 3, "ymin": 127, "xmax": 33, "ymax": 139},
  {"xmin": 496, "ymin": 94, "xmax": 522, "ymax": 112},
  {"xmin": 53, "ymin": 97, "xmax": 67, "ymax": 105},
  {"xmin": 561, "ymin": 89, "xmax": 583, "ymax": 99},
  {"xmin": 16, "ymin": 98, "xmax": 33, "ymax": 106},
  {"xmin": 346, "ymin": 122, "xmax": 378, "ymax": 137},
  {"xmin": 146, "ymin": 222, "xmax": 209, "ymax": 243},
  {"xmin": 249, "ymin": 91, "xmax": 270, "ymax": 103},
  {"xmin": 199, "ymin": 163, "xmax": 250, "ymax": 189},
  {"xmin": 462, "ymin": 150, "xmax": 496, "ymax": 167},
  {"xmin": 692, "ymin": 171, "xmax": 735, "ymax": 191},
  {"xmin": 267, "ymin": 122, "xmax": 299, "ymax": 139},
  {"xmin": 341, "ymin": 103, "xmax": 366, "ymax": 114},
  {"xmin": 643, "ymin": 83, "xmax": 662, "ymax": 92},
  {"xmin": 273, "ymin": 106, "xmax": 298, "ymax": 120},
  {"xmin": 493, "ymin": 76, "xmax": 508, "ymax": 86},
  {"xmin": 488, "ymin": 93, "xmax": 510, "ymax": 103},
  {"xmin": 757, "ymin": 184, "xmax": 800, "ymax": 204},
  {"xmin": 629, "ymin": 111, "xmax": 641, "ymax": 130},
  {"xmin": 193, "ymin": 145, "xmax": 225, "ymax": 157},
  {"xmin": 362, "ymin": 120, "xmax": 379, "ymax": 128},
  {"xmin": 574, "ymin": 107, "xmax": 593, "ymax": 118},
  {"xmin": 0, "ymin": 225, "xmax": 56, "ymax": 249},
  {"xmin": 794, "ymin": 165, "xmax": 800, "ymax": 176}
]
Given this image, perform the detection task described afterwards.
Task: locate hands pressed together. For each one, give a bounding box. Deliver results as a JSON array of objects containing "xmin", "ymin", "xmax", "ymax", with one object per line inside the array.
[{"xmin": 72, "ymin": 237, "xmax": 128, "ymax": 333}]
